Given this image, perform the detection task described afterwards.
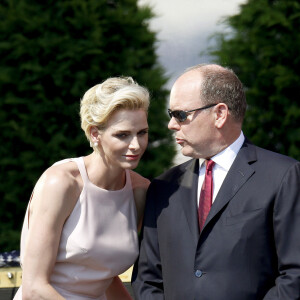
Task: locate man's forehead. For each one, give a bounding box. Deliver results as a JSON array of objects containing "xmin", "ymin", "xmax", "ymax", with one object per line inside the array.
[
  {"xmin": 170, "ymin": 74, "xmax": 203, "ymax": 106},
  {"xmin": 173, "ymin": 71, "xmax": 202, "ymax": 91}
]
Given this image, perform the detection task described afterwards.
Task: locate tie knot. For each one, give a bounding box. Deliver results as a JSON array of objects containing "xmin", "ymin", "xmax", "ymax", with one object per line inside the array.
[{"xmin": 205, "ymin": 159, "xmax": 215, "ymax": 171}]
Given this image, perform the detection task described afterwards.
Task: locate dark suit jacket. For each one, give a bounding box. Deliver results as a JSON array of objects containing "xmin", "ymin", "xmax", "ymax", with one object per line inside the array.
[{"xmin": 132, "ymin": 140, "xmax": 300, "ymax": 300}]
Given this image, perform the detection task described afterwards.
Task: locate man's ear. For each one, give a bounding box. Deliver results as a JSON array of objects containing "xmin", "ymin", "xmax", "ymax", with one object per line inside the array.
[{"xmin": 214, "ymin": 103, "xmax": 229, "ymax": 129}]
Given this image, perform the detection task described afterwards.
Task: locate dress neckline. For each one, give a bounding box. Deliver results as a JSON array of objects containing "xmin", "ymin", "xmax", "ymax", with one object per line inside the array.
[{"xmin": 78, "ymin": 157, "xmax": 131, "ymax": 193}]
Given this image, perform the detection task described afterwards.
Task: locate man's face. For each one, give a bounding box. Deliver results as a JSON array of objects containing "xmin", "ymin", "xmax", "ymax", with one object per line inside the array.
[{"xmin": 168, "ymin": 71, "xmax": 217, "ymax": 159}]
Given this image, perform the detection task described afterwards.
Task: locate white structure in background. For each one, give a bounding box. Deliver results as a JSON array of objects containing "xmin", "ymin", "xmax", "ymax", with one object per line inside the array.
[{"xmin": 138, "ymin": 0, "xmax": 246, "ymax": 164}]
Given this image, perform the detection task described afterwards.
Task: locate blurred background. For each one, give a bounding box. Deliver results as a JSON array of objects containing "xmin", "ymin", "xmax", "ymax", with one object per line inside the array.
[{"xmin": 0, "ymin": 0, "xmax": 299, "ymax": 252}]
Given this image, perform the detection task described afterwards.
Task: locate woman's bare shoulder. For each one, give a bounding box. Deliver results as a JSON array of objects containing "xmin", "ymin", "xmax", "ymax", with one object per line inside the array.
[
  {"xmin": 129, "ymin": 171, "xmax": 150, "ymax": 230},
  {"xmin": 129, "ymin": 170, "xmax": 150, "ymax": 190},
  {"xmin": 30, "ymin": 161, "xmax": 82, "ymax": 214},
  {"xmin": 42, "ymin": 160, "xmax": 81, "ymax": 185}
]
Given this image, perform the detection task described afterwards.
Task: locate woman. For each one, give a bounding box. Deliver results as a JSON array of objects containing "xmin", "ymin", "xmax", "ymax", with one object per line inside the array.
[{"xmin": 14, "ymin": 77, "xmax": 150, "ymax": 300}]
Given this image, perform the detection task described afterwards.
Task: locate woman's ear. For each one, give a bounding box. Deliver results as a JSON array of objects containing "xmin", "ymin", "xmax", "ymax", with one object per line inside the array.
[
  {"xmin": 214, "ymin": 103, "xmax": 229, "ymax": 129},
  {"xmin": 90, "ymin": 126, "xmax": 100, "ymax": 146}
]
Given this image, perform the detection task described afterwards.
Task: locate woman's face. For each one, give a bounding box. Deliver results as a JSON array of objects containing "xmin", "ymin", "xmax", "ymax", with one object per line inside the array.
[{"xmin": 99, "ymin": 108, "xmax": 148, "ymax": 170}]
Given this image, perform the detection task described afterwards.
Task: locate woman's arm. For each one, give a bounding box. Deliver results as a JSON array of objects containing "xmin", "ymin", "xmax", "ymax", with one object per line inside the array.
[
  {"xmin": 130, "ymin": 171, "xmax": 150, "ymax": 232},
  {"xmin": 105, "ymin": 276, "xmax": 133, "ymax": 300},
  {"xmin": 21, "ymin": 166, "xmax": 80, "ymax": 300}
]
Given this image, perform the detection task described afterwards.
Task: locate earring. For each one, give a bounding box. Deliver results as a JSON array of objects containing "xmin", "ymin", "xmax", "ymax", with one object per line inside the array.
[{"xmin": 94, "ymin": 142, "xmax": 98, "ymax": 147}]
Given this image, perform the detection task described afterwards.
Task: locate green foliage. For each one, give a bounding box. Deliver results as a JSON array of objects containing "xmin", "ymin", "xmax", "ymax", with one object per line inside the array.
[
  {"xmin": 209, "ymin": 0, "xmax": 300, "ymax": 159},
  {"xmin": 0, "ymin": 0, "xmax": 175, "ymax": 251}
]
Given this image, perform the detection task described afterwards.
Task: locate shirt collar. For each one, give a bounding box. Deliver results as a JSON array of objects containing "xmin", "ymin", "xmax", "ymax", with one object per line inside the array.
[{"xmin": 199, "ymin": 131, "xmax": 245, "ymax": 171}]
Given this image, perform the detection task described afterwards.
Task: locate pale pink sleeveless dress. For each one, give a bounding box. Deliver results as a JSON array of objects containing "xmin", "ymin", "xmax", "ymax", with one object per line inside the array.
[{"xmin": 14, "ymin": 157, "xmax": 139, "ymax": 300}]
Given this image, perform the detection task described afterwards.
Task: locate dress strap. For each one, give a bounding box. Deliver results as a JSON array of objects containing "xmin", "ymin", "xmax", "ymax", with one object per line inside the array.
[{"xmin": 71, "ymin": 157, "xmax": 89, "ymax": 184}]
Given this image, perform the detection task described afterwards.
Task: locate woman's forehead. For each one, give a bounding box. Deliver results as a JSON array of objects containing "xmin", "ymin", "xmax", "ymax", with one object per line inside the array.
[{"xmin": 106, "ymin": 109, "xmax": 148, "ymax": 129}]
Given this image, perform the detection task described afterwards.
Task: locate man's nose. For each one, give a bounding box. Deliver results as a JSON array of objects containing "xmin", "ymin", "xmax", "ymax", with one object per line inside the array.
[{"xmin": 168, "ymin": 117, "xmax": 180, "ymax": 131}]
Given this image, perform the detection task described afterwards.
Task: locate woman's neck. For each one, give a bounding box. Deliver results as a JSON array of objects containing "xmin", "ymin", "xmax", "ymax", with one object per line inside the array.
[{"xmin": 83, "ymin": 152, "xmax": 126, "ymax": 191}]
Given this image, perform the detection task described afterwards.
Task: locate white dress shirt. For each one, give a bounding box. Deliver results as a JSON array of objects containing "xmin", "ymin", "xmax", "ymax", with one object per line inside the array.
[{"xmin": 197, "ymin": 131, "xmax": 245, "ymax": 206}]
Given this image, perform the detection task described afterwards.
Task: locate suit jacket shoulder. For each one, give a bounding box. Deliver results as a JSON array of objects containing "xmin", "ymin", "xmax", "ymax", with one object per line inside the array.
[
  {"xmin": 240, "ymin": 139, "xmax": 299, "ymax": 177},
  {"xmin": 155, "ymin": 158, "xmax": 196, "ymax": 183}
]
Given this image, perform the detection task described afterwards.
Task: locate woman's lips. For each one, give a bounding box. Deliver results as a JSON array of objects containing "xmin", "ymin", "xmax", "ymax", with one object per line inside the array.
[{"xmin": 125, "ymin": 154, "xmax": 140, "ymax": 160}]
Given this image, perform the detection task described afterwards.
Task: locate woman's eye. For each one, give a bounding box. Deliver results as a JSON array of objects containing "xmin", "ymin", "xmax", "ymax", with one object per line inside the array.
[
  {"xmin": 115, "ymin": 133, "xmax": 128, "ymax": 139},
  {"xmin": 138, "ymin": 130, "xmax": 148, "ymax": 136}
]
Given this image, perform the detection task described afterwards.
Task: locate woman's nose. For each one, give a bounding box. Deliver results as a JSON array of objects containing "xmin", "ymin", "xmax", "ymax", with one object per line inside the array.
[{"xmin": 129, "ymin": 136, "xmax": 140, "ymax": 150}]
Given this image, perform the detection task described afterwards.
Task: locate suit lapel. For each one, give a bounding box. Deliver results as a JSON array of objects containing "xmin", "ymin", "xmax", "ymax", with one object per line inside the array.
[
  {"xmin": 177, "ymin": 159, "xmax": 200, "ymax": 245},
  {"xmin": 202, "ymin": 141, "xmax": 257, "ymax": 232}
]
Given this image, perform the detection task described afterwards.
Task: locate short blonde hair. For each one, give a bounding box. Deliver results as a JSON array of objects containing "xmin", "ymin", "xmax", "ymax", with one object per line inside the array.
[{"xmin": 80, "ymin": 76, "xmax": 150, "ymax": 146}]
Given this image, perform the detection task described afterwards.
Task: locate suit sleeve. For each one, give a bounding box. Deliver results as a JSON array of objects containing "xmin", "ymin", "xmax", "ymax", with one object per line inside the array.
[
  {"xmin": 132, "ymin": 180, "xmax": 164, "ymax": 300},
  {"xmin": 263, "ymin": 162, "xmax": 300, "ymax": 299}
]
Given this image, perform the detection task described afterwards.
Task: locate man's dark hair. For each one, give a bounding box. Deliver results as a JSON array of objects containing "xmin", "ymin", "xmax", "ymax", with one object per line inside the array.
[{"xmin": 186, "ymin": 64, "xmax": 247, "ymax": 122}]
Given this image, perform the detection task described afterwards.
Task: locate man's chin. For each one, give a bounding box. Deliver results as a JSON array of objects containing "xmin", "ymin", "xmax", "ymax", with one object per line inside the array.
[{"xmin": 181, "ymin": 148, "xmax": 195, "ymax": 158}]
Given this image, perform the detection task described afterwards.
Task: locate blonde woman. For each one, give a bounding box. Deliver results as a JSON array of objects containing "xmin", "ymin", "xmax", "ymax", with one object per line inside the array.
[{"xmin": 14, "ymin": 77, "xmax": 150, "ymax": 300}]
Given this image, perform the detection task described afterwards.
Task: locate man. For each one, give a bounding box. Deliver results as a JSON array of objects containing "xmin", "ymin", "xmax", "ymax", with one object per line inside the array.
[{"xmin": 132, "ymin": 64, "xmax": 300, "ymax": 299}]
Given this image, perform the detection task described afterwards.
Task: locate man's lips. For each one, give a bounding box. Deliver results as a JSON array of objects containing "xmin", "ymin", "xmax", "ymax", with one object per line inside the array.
[{"xmin": 175, "ymin": 137, "xmax": 185, "ymax": 144}]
